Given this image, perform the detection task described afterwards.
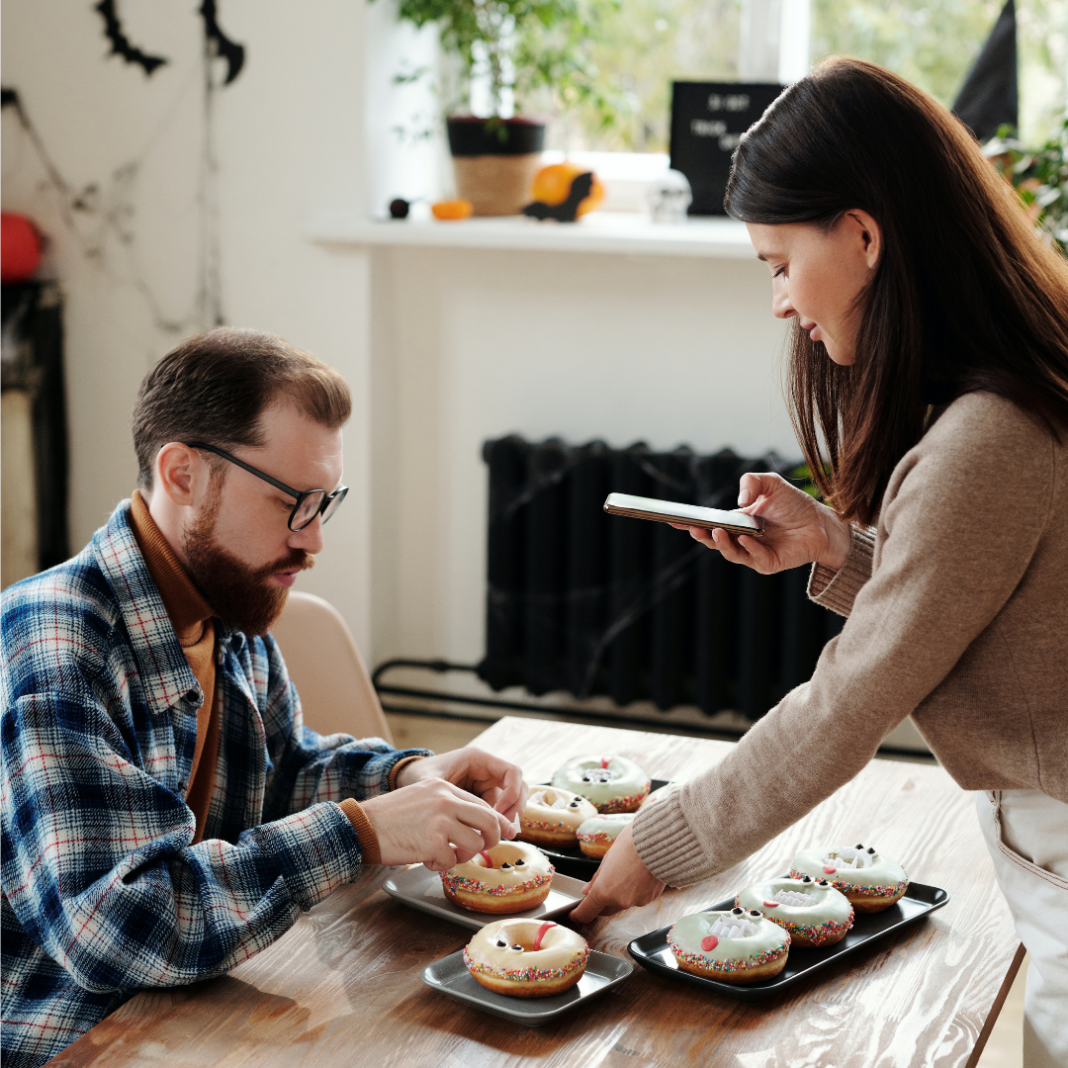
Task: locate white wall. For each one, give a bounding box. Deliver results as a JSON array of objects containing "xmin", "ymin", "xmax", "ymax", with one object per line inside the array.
[
  {"xmin": 370, "ymin": 246, "xmax": 793, "ymax": 666},
  {"xmin": 1, "ymin": 0, "xmax": 375, "ymax": 648}
]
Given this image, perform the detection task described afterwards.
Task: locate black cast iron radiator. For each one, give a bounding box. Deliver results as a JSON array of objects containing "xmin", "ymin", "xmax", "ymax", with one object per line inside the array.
[{"xmin": 477, "ymin": 436, "xmax": 845, "ymax": 721}]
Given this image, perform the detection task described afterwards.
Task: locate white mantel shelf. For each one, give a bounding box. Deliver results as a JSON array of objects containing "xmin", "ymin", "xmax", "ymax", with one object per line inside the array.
[{"xmin": 307, "ymin": 212, "xmax": 756, "ymax": 259}]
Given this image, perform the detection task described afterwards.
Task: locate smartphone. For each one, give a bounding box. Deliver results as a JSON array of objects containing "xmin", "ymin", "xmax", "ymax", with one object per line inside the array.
[{"xmin": 603, "ymin": 492, "xmax": 766, "ymax": 536}]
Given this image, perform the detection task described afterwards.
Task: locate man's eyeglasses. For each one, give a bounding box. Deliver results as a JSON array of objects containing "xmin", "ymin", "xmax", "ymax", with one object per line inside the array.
[{"xmin": 183, "ymin": 441, "xmax": 348, "ymax": 532}]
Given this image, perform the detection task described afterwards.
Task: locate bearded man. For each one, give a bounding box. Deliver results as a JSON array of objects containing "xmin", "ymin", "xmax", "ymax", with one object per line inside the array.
[{"xmin": 1, "ymin": 328, "xmax": 527, "ymax": 1068}]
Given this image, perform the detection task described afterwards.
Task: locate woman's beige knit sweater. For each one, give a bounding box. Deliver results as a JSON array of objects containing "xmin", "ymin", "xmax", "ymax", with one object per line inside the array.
[{"xmin": 632, "ymin": 392, "xmax": 1068, "ymax": 887}]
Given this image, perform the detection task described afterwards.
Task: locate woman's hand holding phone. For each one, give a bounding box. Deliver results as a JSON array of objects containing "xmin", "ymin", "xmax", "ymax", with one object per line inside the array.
[{"xmin": 678, "ymin": 472, "xmax": 851, "ymax": 575}]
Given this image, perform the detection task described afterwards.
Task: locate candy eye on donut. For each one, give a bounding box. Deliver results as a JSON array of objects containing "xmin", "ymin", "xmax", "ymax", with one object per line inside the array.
[
  {"xmin": 801, "ymin": 875, "xmax": 813, "ymax": 883},
  {"xmin": 867, "ymin": 846, "xmax": 876, "ymax": 854},
  {"xmin": 817, "ymin": 879, "xmax": 830, "ymax": 887},
  {"xmin": 495, "ymin": 937, "xmax": 508, "ymax": 948},
  {"xmin": 509, "ymin": 944, "xmax": 524, "ymax": 953},
  {"xmin": 514, "ymin": 859, "xmax": 526, "ymax": 867},
  {"xmin": 500, "ymin": 862, "xmax": 512, "ymax": 870},
  {"xmin": 731, "ymin": 907, "xmax": 744, "ymax": 916},
  {"xmin": 855, "ymin": 843, "xmax": 864, "ymax": 850},
  {"xmin": 568, "ymin": 801, "xmax": 580, "ymax": 808},
  {"xmin": 748, "ymin": 909, "xmax": 761, "ymax": 918}
]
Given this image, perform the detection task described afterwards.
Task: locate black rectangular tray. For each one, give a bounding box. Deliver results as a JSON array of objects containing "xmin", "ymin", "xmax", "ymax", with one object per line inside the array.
[
  {"xmin": 532, "ymin": 779, "xmax": 670, "ymax": 879},
  {"xmin": 628, "ymin": 880, "xmax": 949, "ymax": 1002}
]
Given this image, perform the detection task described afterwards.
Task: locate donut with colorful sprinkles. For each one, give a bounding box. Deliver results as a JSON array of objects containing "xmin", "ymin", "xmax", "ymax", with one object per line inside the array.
[
  {"xmin": 790, "ymin": 843, "xmax": 909, "ymax": 913},
  {"xmin": 464, "ymin": 919, "xmax": 589, "ymax": 997},
  {"xmin": 440, "ymin": 841, "xmax": 554, "ymax": 914},
  {"xmin": 668, "ymin": 908, "xmax": 790, "ymax": 984},
  {"xmin": 551, "ymin": 755, "xmax": 651, "ymax": 813},
  {"xmin": 576, "ymin": 812, "xmax": 636, "ymax": 859},
  {"xmin": 519, "ymin": 787, "xmax": 598, "ymax": 848},
  {"xmin": 735, "ymin": 875, "xmax": 854, "ymax": 947}
]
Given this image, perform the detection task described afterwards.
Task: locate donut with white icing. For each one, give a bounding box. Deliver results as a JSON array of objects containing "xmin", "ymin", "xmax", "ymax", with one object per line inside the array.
[
  {"xmin": 519, "ymin": 787, "xmax": 598, "ymax": 848},
  {"xmin": 668, "ymin": 907, "xmax": 790, "ymax": 984},
  {"xmin": 638, "ymin": 782, "xmax": 679, "ymax": 808},
  {"xmin": 790, "ymin": 843, "xmax": 909, "ymax": 913},
  {"xmin": 440, "ymin": 842, "xmax": 554, "ymax": 914},
  {"xmin": 736, "ymin": 875, "xmax": 854, "ymax": 947},
  {"xmin": 576, "ymin": 812, "xmax": 636, "ymax": 859},
  {"xmin": 464, "ymin": 919, "xmax": 589, "ymax": 998},
  {"xmin": 551, "ymin": 755, "xmax": 651, "ymax": 813}
]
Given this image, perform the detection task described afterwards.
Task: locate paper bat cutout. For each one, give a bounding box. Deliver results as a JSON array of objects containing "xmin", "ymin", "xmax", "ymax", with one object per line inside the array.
[
  {"xmin": 200, "ymin": 0, "xmax": 245, "ymax": 86},
  {"xmin": 522, "ymin": 172, "xmax": 595, "ymax": 223},
  {"xmin": 94, "ymin": 0, "xmax": 169, "ymax": 77}
]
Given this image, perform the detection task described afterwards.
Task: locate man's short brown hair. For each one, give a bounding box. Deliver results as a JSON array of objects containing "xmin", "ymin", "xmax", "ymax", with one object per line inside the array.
[{"xmin": 132, "ymin": 328, "xmax": 352, "ymax": 488}]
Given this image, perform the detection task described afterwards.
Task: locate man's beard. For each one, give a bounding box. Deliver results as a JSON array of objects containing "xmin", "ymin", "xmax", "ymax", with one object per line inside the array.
[{"xmin": 182, "ymin": 487, "xmax": 315, "ymax": 637}]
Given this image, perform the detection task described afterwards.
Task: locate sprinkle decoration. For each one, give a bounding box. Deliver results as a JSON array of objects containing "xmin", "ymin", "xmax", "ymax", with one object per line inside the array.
[
  {"xmin": 576, "ymin": 830, "xmax": 612, "ymax": 845},
  {"xmin": 790, "ymin": 868, "xmax": 908, "ymax": 901},
  {"xmin": 533, "ymin": 922, "xmax": 555, "ymax": 951},
  {"xmin": 464, "ymin": 945, "xmax": 590, "ymax": 983},
  {"xmin": 668, "ymin": 935, "xmax": 787, "ymax": 974},
  {"xmin": 596, "ymin": 786, "xmax": 651, "ymax": 814},
  {"xmin": 441, "ymin": 870, "xmax": 553, "ymax": 898},
  {"xmin": 522, "ymin": 818, "xmax": 579, "ymax": 832}
]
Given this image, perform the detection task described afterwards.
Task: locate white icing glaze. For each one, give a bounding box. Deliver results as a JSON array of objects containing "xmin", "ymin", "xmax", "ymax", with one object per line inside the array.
[
  {"xmin": 791, "ymin": 845, "xmax": 907, "ymax": 889},
  {"xmin": 551, "ymin": 756, "xmax": 650, "ymax": 809},
  {"xmin": 736, "ymin": 877, "xmax": 853, "ymax": 929},
  {"xmin": 445, "ymin": 841, "xmax": 553, "ymax": 890},
  {"xmin": 576, "ymin": 812, "xmax": 636, "ymax": 842},
  {"xmin": 466, "ymin": 919, "xmax": 587, "ymax": 976},
  {"xmin": 639, "ymin": 782, "xmax": 680, "ymax": 808},
  {"xmin": 521, "ymin": 788, "xmax": 597, "ymax": 832},
  {"xmin": 668, "ymin": 910, "xmax": 789, "ymax": 963}
]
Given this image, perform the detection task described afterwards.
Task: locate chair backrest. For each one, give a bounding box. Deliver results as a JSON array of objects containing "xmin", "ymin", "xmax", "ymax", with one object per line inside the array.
[{"xmin": 270, "ymin": 591, "xmax": 393, "ymax": 744}]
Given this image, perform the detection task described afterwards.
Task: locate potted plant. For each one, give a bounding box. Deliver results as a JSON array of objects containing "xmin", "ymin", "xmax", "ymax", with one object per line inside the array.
[{"xmin": 381, "ymin": 0, "xmax": 620, "ymax": 216}]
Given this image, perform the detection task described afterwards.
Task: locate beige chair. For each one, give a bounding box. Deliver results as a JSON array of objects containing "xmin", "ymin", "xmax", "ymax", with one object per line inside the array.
[{"xmin": 270, "ymin": 591, "xmax": 393, "ymax": 744}]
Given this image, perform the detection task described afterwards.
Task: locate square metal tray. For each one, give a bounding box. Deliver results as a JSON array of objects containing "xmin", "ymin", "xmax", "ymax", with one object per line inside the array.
[
  {"xmin": 421, "ymin": 948, "xmax": 633, "ymax": 1026},
  {"xmin": 628, "ymin": 880, "xmax": 949, "ymax": 1002},
  {"xmin": 530, "ymin": 779, "xmax": 670, "ymax": 879},
  {"xmin": 383, "ymin": 863, "xmax": 587, "ymax": 931}
]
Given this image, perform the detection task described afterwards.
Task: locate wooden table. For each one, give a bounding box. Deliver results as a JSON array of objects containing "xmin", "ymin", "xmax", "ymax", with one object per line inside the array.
[{"xmin": 52, "ymin": 717, "xmax": 1022, "ymax": 1068}]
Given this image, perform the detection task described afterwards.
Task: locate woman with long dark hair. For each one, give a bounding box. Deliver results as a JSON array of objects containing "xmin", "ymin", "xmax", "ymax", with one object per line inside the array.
[{"xmin": 570, "ymin": 57, "xmax": 1068, "ymax": 1065}]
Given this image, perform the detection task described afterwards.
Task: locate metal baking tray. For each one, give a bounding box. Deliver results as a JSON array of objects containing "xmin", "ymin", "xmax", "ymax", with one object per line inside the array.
[
  {"xmin": 383, "ymin": 863, "xmax": 587, "ymax": 931},
  {"xmin": 422, "ymin": 948, "xmax": 633, "ymax": 1026},
  {"xmin": 628, "ymin": 880, "xmax": 949, "ymax": 1002},
  {"xmin": 528, "ymin": 779, "xmax": 670, "ymax": 879}
]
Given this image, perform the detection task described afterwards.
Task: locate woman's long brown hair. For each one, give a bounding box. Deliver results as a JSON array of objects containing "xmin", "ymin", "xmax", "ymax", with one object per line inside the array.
[{"xmin": 724, "ymin": 57, "xmax": 1068, "ymax": 524}]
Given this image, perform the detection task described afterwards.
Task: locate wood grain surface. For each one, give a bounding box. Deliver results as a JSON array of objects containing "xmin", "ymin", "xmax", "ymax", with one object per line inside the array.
[{"xmin": 50, "ymin": 717, "xmax": 1020, "ymax": 1068}]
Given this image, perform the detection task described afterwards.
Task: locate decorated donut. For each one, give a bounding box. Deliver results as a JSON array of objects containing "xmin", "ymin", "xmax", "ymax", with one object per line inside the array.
[
  {"xmin": 638, "ymin": 782, "xmax": 679, "ymax": 808},
  {"xmin": 440, "ymin": 842, "xmax": 554, "ymax": 914},
  {"xmin": 464, "ymin": 919, "xmax": 589, "ymax": 998},
  {"xmin": 551, "ymin": 755, "xmax": 650, "ymax": 813},
  {"xmin": 519, "ymin": 787, "xmax": 598, "ymax": 848},
  {"xmin": 735, "ymin": 875, "xmax": 854, "ymax": 947},
  {"xmin": 790, "ymin": 843, "xmax": 909, "ymax": 913},
  {"xmin": 668, "ymin": 907, "xmax": 790, "ymax": 985},
  {"xmin": 576, "ymin": 812, "xmax": 636, "ymax": 859}
]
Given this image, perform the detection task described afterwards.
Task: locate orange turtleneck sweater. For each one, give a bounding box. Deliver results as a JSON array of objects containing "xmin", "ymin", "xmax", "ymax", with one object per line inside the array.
[{"xmin": 128, "ymin": 491, "xmax": 381, "ymax": 861}]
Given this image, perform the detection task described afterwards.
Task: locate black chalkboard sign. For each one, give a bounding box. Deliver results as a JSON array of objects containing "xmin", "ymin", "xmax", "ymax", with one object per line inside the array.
[{"xmin": 669, "ymin": 82, "xmax": 785, "ymax": 216}]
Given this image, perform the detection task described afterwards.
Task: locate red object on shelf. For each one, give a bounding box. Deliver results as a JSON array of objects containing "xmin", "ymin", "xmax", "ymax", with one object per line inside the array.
[{"xmin": 1, "ymin": 212, "xmax": 43, "ymax": 283}]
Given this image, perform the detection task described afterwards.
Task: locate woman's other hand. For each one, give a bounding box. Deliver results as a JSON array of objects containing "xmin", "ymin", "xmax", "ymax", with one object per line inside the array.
[
  {"xmin": 568, "ymin": 823, "xmax": 666, "ymax": 923},
  {"xmin": 676, "ymin": 472, "xmax": 851, "ymax": 575}
]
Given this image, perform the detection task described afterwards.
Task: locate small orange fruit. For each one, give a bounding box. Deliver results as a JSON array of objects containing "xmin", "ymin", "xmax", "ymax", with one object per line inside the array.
[
  {"xmin": 431, "ymin": 199, "xmax": 474, "ymax": 221},
  {"xmin": 531, "ymin": 163, "xmax": 605, "ymax": 216}
]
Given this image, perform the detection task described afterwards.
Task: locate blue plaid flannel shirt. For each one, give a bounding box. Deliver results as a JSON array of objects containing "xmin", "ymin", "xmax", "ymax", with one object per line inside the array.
[{"xmin": 1, "ymin": 501, "xmax": 428, "ymax": 1068}]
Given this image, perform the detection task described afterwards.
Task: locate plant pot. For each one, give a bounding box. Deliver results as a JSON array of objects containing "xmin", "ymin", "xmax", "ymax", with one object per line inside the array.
[{"xmin": 446, "ymin": 116, "xmax": 546, "ymax": 217}]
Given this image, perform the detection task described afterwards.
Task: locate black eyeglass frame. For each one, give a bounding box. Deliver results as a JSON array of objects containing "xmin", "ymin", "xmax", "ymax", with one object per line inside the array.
[{"xmin": 183, "ymin": 441, "xmax": 348, "ymax": 532}]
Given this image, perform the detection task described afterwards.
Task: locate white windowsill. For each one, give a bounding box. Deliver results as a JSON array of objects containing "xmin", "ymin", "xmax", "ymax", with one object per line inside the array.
[{"xmin": 307, "ymin": 211, "xmax": 755, "ymax": 259}]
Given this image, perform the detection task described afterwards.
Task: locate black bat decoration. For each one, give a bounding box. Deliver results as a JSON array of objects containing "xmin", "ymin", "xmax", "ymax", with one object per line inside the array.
[
  {"xmin": 200, "ymin": 0, "xmax": 245, "ymax": 86},
  {"xmin": 521, "ymin": 172, "xmax": 595, "ymax": 223},
  {"xmin": 94, "ymin": 0, "xmax": 169, "ymax": 77}
]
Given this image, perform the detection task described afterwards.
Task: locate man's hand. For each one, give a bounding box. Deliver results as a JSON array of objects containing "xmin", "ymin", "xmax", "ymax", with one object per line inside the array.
[
  {"xmin": 568, "ymin": 823, "xmax": 665, "ymax": 923},
  {"xmin": 395, "ymin": 746, "xmax": 529, "ymax": 823},
  {"xmin": 674, "ymin": 472, "xmax": 851, "ymax": 576},
  {"xmin": 361, "ymin": 778, "xmax": 517, "ymax": 871}
]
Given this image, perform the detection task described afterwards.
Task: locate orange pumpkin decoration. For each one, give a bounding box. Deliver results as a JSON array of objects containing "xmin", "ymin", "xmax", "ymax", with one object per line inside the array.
[
  {"xmin": 531, "ymin": 163, "xmax": 605, "ymax": 216},
  {"xmin": 431, "ymin": 199, "xmax": 475, "ymax": 221}
]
